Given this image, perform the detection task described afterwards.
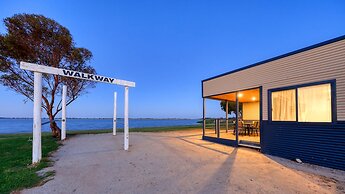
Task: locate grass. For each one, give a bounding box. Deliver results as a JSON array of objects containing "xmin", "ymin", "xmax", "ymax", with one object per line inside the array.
[
  {"xmin": 0, "ymin": 125, "xmax": 201, "ymax": 193},
  {"xmin": 67, "ymin": 125, "xmax": 202, "ymax": 135},
  {"xmin": 0, "ymin": 133, "xmax": 60, "ymax": 194}
]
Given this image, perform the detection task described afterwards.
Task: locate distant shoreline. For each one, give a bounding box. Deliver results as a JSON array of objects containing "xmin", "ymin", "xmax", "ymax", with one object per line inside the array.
[{"xmin": 0, "ymin": 117, "xmax": 201, "ymax": 120}]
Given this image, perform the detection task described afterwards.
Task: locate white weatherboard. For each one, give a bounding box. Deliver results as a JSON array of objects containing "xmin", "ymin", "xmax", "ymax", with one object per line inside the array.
[{"xmin": 20, "ymin": 62, "xmax": 135, "ymax": 87}]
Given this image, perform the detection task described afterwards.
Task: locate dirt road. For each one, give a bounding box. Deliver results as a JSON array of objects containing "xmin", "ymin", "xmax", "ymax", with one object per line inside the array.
[{"xmin": 22, "ymin": 130, "xmax": 345, "ymax": 194}]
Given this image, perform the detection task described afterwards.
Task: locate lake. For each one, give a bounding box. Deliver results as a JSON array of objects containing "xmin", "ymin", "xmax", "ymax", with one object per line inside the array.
[{"xmin": 0, "ymin": 118, "xmax": 200, "ymax": 134}]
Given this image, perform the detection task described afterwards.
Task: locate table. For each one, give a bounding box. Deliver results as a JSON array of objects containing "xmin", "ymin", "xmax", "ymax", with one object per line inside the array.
[{"xmin": 244, "ymin": 123, "xmax": 253, "ymax": 136}]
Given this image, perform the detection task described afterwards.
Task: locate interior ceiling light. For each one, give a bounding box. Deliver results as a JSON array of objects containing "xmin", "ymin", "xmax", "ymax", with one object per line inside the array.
[
  {"xmin": 252, "ymin": 97, "xmax": 256, "ymax": 101},
  {"xmin": 237, "ymin": 93, "xmax": 243, "ymax": 97}
]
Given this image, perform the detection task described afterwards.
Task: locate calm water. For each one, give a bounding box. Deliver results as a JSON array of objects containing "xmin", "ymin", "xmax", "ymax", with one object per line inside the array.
[{"xmin": 0, "ymin": 118, "xmax": 200, "ymax": 134}]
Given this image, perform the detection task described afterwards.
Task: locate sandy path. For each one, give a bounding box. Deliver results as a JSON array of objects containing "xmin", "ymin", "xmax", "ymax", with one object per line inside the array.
[{"xmin": 22, "ymin": 130, "xmax": 345, "ymax": 194}]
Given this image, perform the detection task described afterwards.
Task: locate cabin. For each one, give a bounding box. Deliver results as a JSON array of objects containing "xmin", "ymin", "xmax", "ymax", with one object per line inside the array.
[{"xmin": 201, "ymin": 35, "xmax": 345, "ymax": 170}]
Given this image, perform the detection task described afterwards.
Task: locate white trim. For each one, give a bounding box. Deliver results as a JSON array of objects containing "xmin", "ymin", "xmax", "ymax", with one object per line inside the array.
[
  {"xmin": 20, "ymin": 62, "xmax": 135, "ymax": 87},
  {"xmin": 238, "ymin": 143, "xmax": 261, "ymax": 149}
]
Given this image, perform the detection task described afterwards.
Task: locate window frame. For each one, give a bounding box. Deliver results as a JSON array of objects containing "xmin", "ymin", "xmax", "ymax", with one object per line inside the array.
[{"xmin": 268, "ymin": 80, "xmax": 336, "ymax": 124}]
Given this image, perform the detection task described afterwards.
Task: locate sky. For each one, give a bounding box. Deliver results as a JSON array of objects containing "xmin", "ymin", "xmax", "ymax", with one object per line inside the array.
[{"xmin": 0, "ymin": 0, "xmax": 345, "ymax": 118}]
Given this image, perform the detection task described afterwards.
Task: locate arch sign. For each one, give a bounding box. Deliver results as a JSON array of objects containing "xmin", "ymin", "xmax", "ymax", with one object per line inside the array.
[{"xmin": 20, "ymin": 62, "xmax": 136, "ymax": 164}]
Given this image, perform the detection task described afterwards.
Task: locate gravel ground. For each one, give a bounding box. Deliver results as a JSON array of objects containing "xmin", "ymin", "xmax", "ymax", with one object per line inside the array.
[{"xmin": 22, "ymin": 129, "xmax": 345, "ymax": 194}]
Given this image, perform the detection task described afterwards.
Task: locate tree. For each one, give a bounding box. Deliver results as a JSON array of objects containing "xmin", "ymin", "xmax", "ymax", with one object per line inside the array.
[
  {"xmin": 0, "ymin": 14, "xmax": 96, "ymax": 138},
  {"xmin": 220, "ymin": 101, "xmax": 242, "ymax": 117}
]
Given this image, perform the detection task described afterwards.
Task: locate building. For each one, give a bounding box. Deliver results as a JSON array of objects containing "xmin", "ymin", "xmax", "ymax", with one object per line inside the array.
[{"xmin": 201, "ymin": 35, "xmax": 345, "ymax": 170}]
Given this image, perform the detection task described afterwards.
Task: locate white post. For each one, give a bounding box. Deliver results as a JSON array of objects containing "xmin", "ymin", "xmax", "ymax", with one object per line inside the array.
[
  {"xmin": 61, "ymin": 85, "xmax": 67, "ymax": 140},
  {"xmin": 33, "ymin": 72, "xmax": 42, "ymax": 164},
  {"xmin": 124, "ymin": 87, "xmax": 129, "ymax": 150},
  {"xmin": 113, "ymin": 92, "xmax": 117, "ymax": 136},
  {"xmin": 202, "ymin": 98, "xmax": 206, "ymax": 137},
  {"xmin": 226, "ymin": 100, "xmax": 228, "ymax": 133},
  {"xmin": 236, "ymin": 92, "xmax": 239, "ymax": 145}
]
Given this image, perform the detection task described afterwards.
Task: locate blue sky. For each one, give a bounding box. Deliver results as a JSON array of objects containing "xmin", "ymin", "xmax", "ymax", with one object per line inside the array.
[{"xmin": 0, "ymin": 0, "xmax": 345, "ymax": 118}]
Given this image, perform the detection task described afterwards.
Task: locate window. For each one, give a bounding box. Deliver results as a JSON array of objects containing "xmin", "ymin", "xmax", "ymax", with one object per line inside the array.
[
  {"xmin": 270, "ymin": 82, "xmax": 333, "ymax": 123},
  {"xmin": 298, "ymin": 84, "xmax": 331, "ymax": 122},
  {"xmin": 271, "ymin": 89, "xmax": 296, "ymax": 121}
]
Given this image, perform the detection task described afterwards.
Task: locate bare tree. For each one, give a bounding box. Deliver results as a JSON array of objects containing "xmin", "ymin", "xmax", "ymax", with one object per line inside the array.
[{"xmin": 0, "ymin": 14, "xmax": 96, "ymax": 138}]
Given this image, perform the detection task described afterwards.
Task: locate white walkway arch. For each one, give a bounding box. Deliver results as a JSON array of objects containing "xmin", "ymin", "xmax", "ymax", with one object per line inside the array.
[{"xmin": 20, "ymin": 62, "xmax": 135, "ymax": 164}]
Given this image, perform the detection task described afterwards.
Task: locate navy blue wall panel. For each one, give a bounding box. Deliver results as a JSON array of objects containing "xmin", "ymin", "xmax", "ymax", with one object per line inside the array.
[
  {"xmin": 202, "ymin": 136, "xmax": 237, "ymax": 147},
  {"xmin": 261, "ymin": 121, "xmax": 345, "ymax": 170}
]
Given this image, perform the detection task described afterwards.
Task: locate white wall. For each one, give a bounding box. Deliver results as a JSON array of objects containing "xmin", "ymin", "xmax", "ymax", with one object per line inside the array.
[
  {"xmin": 243, "ymin": 102, "xmax": 259, "ymax": 120},
  {"xmin": 203, "ymin": 39, "xmax": 345, "ymax": 120}
]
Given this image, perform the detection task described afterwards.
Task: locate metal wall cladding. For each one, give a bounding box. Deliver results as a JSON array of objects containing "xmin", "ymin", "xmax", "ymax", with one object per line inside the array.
[
  {"xmin": 202, "ymin": 38, "xmax": 345, "ymax": 121},
  {"xmin": 260, "ymin": 121, "xmax": 345, "ymax": 171},
  {"xmin": 202, "ymin": 136, "xmax": 237, "ymax": 147}
]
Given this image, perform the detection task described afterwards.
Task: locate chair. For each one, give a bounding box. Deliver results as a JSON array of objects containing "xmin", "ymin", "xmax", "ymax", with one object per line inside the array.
[
  {"xmin": 233, "ymin": 121, "xmax": 245, "ymax": 135},
  {"xmin": 252, "ymin": 121, "xmax": 260, "ymax": 136}
]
